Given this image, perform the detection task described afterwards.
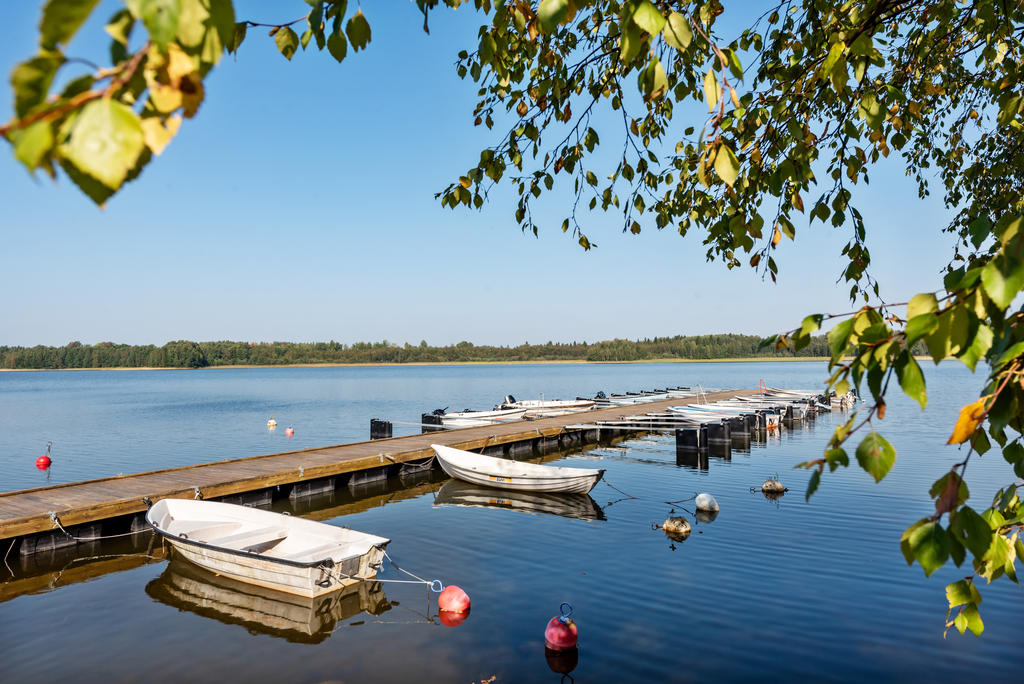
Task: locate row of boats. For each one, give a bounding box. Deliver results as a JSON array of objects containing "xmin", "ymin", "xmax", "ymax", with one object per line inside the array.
[{"xmin": 147, "ymin": 387, "xmax": 850, "ymax": 603}]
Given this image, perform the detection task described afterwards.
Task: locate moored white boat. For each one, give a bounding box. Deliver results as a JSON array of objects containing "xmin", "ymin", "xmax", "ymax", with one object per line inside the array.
[
  {"xmin": 147, "ymin": 499, "xmax": 389, "ymax": 598},
  {"xmin": 431, "ymin": 444, "xmax": 605, "ymax": 494},
  {"xmin": 439, "ymin": 406, "xmax": 529, "ymax": 427},
  {"xmin": 498, "ymin": 396, "xmax": 596, "ymax": 417}
]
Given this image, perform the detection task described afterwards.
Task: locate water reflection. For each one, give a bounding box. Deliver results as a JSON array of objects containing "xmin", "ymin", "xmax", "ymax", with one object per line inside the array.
[
  {"xmin": 146, "ymin": 560, "xmax": 390, "ymax": 644},
  {"xmin": 433, "ymin": 480, "xmax": 605, "ymax": 521}
]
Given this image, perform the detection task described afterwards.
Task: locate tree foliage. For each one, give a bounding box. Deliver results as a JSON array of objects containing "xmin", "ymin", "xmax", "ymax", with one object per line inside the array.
[
  {"xmin": 0, "ymin": 332, "xmax": 831, "ymax": 368},
  {"xmin": 5, "ymin": 0, "xmax": 1024, "ymax": 635}
]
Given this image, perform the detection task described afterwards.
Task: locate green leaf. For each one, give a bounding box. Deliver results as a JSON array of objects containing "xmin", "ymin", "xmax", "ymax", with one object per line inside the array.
[
  {"xmin": 981, "ymin": 254, "xmax": 1024, "ymax": 308},
  {"xmin": 10, "ymin": 121, "xmax": 54, "ymax": 172},
  {"xmin": 663, "ymin": 12, "xmax": 692, "ymax": 51},
  {"xmin": 824, "ymin": 448, "xmax": 848, "ymax": 472},
  {"xmin": 904, "ymin": 313, "xmax": 939, "ymax": 346},
  {"xmin": 900, "ymin": 518, "xmax": 928, "ymax": 565},
  {"xmin": 907, "ymin": 292, "xmax": 938, "ymax": 319},
  {"xmin": 619, "ymin": 19, "xmax": 643, "ymax": 64},
  {"xmin": 945, "ymin": 579, "xmax": 981, "ymax": 608},
  {"xmin": 828, "ymin": 317, "xmax": 855, "ymax": 361},
  {"xmin": 632, "ymin": 1, "xmax": 665, "ymax": 37},
  {"xmin": 855, "ymin": 432, "xmax": 896, "ymax": 483},
  {"xmin": 40, "ymin": 0, "xmax": 101, "ymax": 50},
  {"xmin": 713, "ymin": 143, "xmax": 739, "ymax": 187},
  {"xmin": 950, "ymin": 506, "xmax": 993, "ymax": 559},
  {"xmin": 58, "ymin": 98, "xmax": 145, "ymax": 190},
  {"xmin": 805, "ymin": 469, "xmax": 820, "ymax": 501},
  {"xmin": 10, "ymin": 53, "xmax": 62, "ymax": 118},
  {"xmin": 895, "ymin": 351, "xmax": 926, "ymax": 409},
  {"xmin": 821, "ymin": 41, "xmax": 845, "ymax": 76},
  {"xmin": 176, "ymin": 0, "xmax": 234, "ymax": 65},
  {"xmin": 125, "ymin": 0, "xmax": 181, "ymax": 50},
  {"xmin": 105, "ymin": 9, "xmax": 135, "ymax": 61},
  {"xmin": 859, "ymin": 92, "xmax": 883, "ymax": 129},
  {"xmin": 958, "ymin": 323, "xmax": 993, "ymax": 371},
  {"xmin": 327, "ymin": 29, "xmax": 347, "ymax": 62},
  {"xmin": 228, "ymin": 21, "xmax": 247, "ymax": 54},
  {"xmin": 640, "ymin": 57, "xmax": 668, "ymax": 101},
  {"xmin": 275, "ymin": 26, "xmax": 299, "ymax": 60},
  {"xmin": 703, "ymin": 68, "xmax": 720, "ymax": 111},
  {"xmin": 909, "ymin": 521, "xmax": 950, "ymax": 576},
  {"xmin": 961, "ymin": 604, "xmax": 984, "ymax": 636},
  {"xmin": 345, "ymin": 9, "xmax": 371, "ymax": 51},
  {"xmin": 538, "ymin": 0, "xmax": 568, "ymax": 33}
]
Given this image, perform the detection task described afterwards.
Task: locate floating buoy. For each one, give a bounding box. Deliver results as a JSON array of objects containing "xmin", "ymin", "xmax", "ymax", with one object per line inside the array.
[
  {"xmin": 285, "ymin": 426, "xmax": 294, "ymax": 437},
  {"xmin": 695, "ymin": 492, "xmax": 719, "ymax": 512},
  {"xmin": 662, "ymin": 516, "xmax": 691, "ymax": 541},
  {"xmin": 762, "ymin": 479, "xmax": 786, "ymax": 494},
  {"xmin": 267, "ymin": 416, "xmax": 277, "ymax": 429},
  {"xmin": 36, "ymin": 442, "xmax": 52, "ymax": 470},
  {"xmin": 544, "ymin": 603, "xmax": 578, "ymax": 651},
  {"xmin": 438, "ymin": 584, "xmax": 471, "ymax": 613}
]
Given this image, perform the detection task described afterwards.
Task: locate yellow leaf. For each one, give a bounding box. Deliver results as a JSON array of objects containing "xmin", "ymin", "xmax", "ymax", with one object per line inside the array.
[
  {"xmin": 730, "ymin": 86, "xmax": 740, "ymax": 108},
  {"xmin": 459, "ymin": 176, "xmax": 471, "ymax": 188},
  {"xmin": 947, "ymin": 398, "xmax": 987, "ymax": 444},
  {"xmin": 771, "ymin": 225, "xmax": 782, "ymax": 247},
  {"xmin": 140, "ymin": 114, "xmax": 182, "ymax": 155}
]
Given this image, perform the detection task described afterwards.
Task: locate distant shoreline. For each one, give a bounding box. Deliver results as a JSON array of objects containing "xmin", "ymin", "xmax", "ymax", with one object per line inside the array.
[{"xmin": 0, "ymin": 357, "xmax": 832, "ymax": 372}]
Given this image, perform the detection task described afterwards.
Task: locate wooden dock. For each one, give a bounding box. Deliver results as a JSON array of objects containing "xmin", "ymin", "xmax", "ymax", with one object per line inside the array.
[{"xmin": 0, "ymin": 389, "xmax": 756, "ymax": 547}]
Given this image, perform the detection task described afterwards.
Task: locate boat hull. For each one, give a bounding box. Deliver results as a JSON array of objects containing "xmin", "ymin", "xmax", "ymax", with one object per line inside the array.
[{"xmin": 432, "ymin": 444, "xmax": 604, "ymax": 494}]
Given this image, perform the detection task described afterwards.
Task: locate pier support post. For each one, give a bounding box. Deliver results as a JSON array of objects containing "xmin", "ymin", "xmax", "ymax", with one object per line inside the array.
[
  {"xmin": 289, "ymin": 477, "xmax": 336, "ymax": 500},
  {"xmin": 675, "ymin": 426, "xmax": 708, "ymax": 451},
  {"xmin": 706, "ymin": 420, "xmax": 731, "ymax": 445},
  {"xmin": 421, "ymin": 413, "xmax": 444, "ymax": 433},
  {"xmin": 370, "ymin": 419, "xmax": 393, "ymax": 440}
]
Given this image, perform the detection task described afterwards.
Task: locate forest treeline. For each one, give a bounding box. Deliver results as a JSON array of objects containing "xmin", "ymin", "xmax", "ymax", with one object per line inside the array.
[{"xmin": 0, "ymin": 335, "xmax": 836, "ymax": 369}]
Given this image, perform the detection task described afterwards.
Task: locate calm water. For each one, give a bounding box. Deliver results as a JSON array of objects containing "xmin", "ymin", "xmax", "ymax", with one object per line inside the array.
[{"xmin": 2, "ymin": 362, "xmax": 1023, "ymax": 682}]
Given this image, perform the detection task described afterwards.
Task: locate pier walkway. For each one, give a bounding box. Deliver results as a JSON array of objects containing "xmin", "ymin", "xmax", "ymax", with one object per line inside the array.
[{"xmin": 0, "ymin": 389, "xmax": 754, "ymax": 543}]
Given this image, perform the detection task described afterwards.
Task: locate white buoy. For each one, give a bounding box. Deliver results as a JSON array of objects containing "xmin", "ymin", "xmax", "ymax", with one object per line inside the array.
[
  {"xmin": 695, "ymin": 492, "xmax": 719, "ymax": 512},
  {"xmin": 762, "ymin": 479, "xmax": 786, "ymax": 494}
]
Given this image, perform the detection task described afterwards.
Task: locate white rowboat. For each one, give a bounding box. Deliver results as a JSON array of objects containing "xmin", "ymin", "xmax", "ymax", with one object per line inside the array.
[
  {"xmin": 431, "ymin": 444, "xmax": 605, "ymax": 494},
  {"xmin": 147, "ymin": 499, "xmax": 389, "ymax": 598},
  {"xmin": 440, "ymin": 407, "xmax": 528, "ymax": 427},
  {"xmin": 499, "ymin": 397, "xmax": 596, "ymax": 417}
]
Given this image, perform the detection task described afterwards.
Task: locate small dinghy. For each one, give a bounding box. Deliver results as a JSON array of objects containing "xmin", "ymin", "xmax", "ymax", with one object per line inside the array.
[
  {"xmin": 431, "ymin": 444, "xmax": 605, "ymax": 494},
  {"xmin": 497, "ymin": 396, "xmax": 596, "ymax": 417},
  {"xmin": 147, "ymin": 499, "xmax": 389, "ymax": 598},
  {"xmin": 439, "ymin": 407, "xmax": 529, "ymax": 427}
]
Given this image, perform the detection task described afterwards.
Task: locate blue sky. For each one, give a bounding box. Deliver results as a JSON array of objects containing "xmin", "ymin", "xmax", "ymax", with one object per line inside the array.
[{"xmin": 0, "ymin": 1, "xmax": 958, "ymax": 347}]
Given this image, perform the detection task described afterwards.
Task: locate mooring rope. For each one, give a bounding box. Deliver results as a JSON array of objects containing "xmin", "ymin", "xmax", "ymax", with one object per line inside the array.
[
  {"xmin": 317, "ymin": 549, "xmax": 443, "ymax": 592},
  {"xmin": 48, "ymin": 512, "xmax": 143, "ymax": 542}
]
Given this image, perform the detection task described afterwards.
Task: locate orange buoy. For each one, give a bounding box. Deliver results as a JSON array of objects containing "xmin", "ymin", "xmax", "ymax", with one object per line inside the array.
[
  {"xmin": 285, "ymin": 426, "xmax": 294, "ymax": 437},
  {"xmin": 544, "ymin": 602, "xmax": 578, "ymax": 651},
  {"xmin": 438, "ymin": 584, "xmax": 471, "ymax": 613}
]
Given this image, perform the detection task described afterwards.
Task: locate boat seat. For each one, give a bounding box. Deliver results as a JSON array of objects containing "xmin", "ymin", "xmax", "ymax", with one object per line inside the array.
[
  {"xmin": 277, "ymin": 542, "xmax": 346, "ymax": 563},
  {"xmin": 170, "ymin": 522, "xmax": 242, "ymax": 539},
  {"xmin": 212, "ymin": 526, "xmax": 288, "ymax": 551}
]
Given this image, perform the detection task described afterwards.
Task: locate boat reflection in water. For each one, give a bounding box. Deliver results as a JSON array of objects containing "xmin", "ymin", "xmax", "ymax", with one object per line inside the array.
[
  {"xmin": 146, "ymin": 560, "xmax": 390, "ymax": 644},
  {"xmin": 433, "ymin": 480, "xmax": 605, "ymax": 521}
]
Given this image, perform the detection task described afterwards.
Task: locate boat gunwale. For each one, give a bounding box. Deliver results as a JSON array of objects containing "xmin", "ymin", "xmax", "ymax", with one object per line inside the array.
[{"xmin": 148, "ymin": 519, "xmax": 388, "ymax": 570}]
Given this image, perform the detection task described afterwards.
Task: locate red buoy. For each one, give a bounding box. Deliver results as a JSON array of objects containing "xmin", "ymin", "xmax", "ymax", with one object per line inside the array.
[
  {"xmin": 544, "ymin": 603, "xmax": 578, "ymax": 651},
  {"xmin": 438, "ymin": 584, "xmax": 471, "ymax": 613},
  {"xmin": 36, "ymin": 442, "xmax": 52, "ymax": 470},
  {"xmin": 285, "ymin": 426, "xmax": 295, "ymax": 437}
]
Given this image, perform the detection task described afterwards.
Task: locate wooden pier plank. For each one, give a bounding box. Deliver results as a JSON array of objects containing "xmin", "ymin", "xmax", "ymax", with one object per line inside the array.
[{"xmin": 0, "ymin": 390, "xmax": 757, "ymax": 541}]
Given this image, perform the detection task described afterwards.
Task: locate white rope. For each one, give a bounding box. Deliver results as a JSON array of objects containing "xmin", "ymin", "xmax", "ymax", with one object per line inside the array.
[
  {"xmin": 48, "ymin": 512, "xmax": 143, "ymax": 541},
  {"xmin": 317, "ymin": 549, "xmax": 443, "ymax": 592}
]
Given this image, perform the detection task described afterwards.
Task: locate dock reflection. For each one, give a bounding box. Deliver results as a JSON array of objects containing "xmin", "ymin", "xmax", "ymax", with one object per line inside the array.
[
  {"xmin": 433, "ymin": 480, "xmax": 606, "ymax": 521},
  {"xmin": 146, "ymin": 560, "xmax": 390, "ymax": 644}
]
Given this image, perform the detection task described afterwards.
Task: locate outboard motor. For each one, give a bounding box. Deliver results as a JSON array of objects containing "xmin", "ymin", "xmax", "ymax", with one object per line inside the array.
[
  {"xmin": 595, "ymin": 391, "xmax": 607, "ymax": 399},
  {"xmin": 431, "ymin": 407, "xmax": 448, "ymax": 416}
]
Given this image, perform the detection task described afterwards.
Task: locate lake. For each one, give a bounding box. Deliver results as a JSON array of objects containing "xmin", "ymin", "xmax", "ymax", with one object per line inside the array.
[{"xmin": 1, "ymin": 362, "xmax": 1022, "ymax": 682}]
